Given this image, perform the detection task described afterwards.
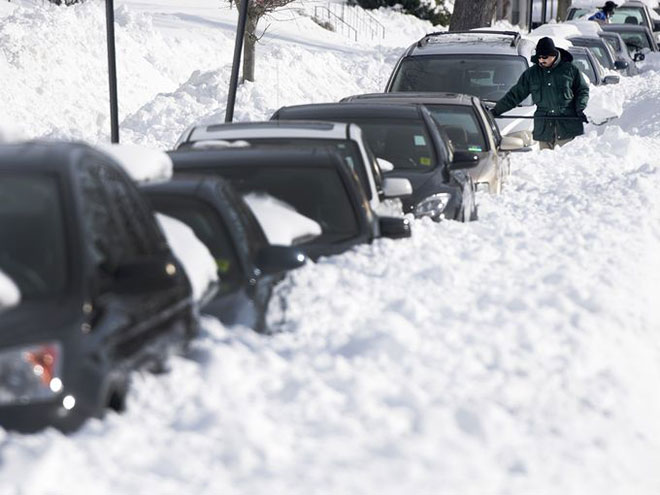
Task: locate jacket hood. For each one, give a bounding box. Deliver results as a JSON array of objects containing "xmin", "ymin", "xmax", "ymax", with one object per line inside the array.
[{"xmin": 531, "ymin": 47, "xmax": 573, "ymax": 65}]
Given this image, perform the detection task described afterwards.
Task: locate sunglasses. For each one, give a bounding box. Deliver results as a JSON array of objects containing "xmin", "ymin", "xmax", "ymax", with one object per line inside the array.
[{"xmin": 538, "ymin": 55, "xmax": 554, "ymax": 60}]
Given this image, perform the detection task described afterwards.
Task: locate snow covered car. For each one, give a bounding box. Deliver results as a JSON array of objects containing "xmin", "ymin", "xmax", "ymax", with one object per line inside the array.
[
  {"xmin": 568, "ymin": 46, "xmax": 621, "ymax": 86},
  {"xmin": 383, "ymin": 30, "xmax": 537, "ymax": 140},
  {"xmin": 173, "ymin": 121, "xmax": 413, "ymax": 214},
  {"xmin": 0, "ymin": 142, "xmax": 196, "ymax": 433},
  {"xmin": 598, "ymin": 30, "xmax": 640, "ymax": 75},
  {"xmin": 567, "ymin": 34, "xmax": 629, "ymax": 73},
  {"xmin": 601, "ymin": 24, "xmax": 659, "ymax": 57},
  {"xmin": 340, "ymin": 92, "xmax": 531, "ymax": 194},
  {"xmin": 169, "ymin": 147, "xmax": 411, "ymax": 260},
  {"xmin": 140, "ymin": 176, "xmax": 306, "ymax": 332},
  {"xmin": 271, "ymin": 102, "xmax": 478, "ymax": 221}
]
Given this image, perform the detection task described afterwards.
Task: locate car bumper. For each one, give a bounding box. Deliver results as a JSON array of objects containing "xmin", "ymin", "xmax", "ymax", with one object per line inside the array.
[{"xmin": 0, "ymin": 395, "xmax": 91, "ymax": 433}]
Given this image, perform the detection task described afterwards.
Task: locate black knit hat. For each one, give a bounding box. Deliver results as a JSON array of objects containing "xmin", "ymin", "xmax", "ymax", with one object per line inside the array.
[
  {"xmin": 535, "ymin": 37, "xmax": 557, "ymax": 57},
  {"xmin": 601, "ymin": 1, "xmax": 618, "ymax": 12}
]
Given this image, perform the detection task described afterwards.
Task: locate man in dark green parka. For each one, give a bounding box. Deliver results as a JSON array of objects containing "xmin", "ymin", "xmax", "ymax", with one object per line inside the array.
[{"xmin": 492, "ymin": 37, "xmax": 590, "ymax": 150}]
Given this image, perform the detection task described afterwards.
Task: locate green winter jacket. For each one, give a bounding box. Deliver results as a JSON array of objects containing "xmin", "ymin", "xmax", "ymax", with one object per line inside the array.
[{"xmin": 493, "ymin": 48, "xmax": 590, "ymax": 142}]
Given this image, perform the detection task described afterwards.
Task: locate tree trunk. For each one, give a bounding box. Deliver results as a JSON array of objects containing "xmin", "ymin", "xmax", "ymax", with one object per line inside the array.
[
  {"xmin": 449, "ymin": 0, "xmax": 498, "ymax": 31},
  {"xmin": 242, "ymin": 12, "xmax": 258, "ymax": 83},
  {"xmin": 557, "ymin": 0, "xmax": 572, "ymax": 21}
]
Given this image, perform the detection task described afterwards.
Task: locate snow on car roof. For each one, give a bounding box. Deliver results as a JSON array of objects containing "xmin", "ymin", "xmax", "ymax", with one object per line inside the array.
[
  {"xmin": 96, "ymin": 143, "xmax": 173, "ymax": 183},
  {"xmin": 189, "ymin": 121, "xmax": 348, "ymax": 143},
  {"xmin": 0, "ymin": 269, "xmax": 20, "ymax": 310},
  {"xmin": 243, "ymin": 192, "xmax": 322, "ymax": 246},
  {"xmin": 155, "ymin": 213, "xmax": 218, "ymax": 303}
]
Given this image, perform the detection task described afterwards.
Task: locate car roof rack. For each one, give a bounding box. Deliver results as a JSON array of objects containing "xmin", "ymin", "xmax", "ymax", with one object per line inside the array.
[{"xmin": 417, "ymin": 30, "xmax": 522, "ymax": 48}]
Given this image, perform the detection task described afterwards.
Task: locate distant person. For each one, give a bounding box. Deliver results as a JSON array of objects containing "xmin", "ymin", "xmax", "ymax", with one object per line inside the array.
[
  {"xmin": 491, "ymin": 37, "xmax": 590, "ymax": 150},
  {"xmin": 588, "ymin": 1, "xmax": 618, "ymax": 24}
]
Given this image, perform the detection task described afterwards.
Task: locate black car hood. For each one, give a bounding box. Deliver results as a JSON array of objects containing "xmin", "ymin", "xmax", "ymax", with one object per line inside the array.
[{"xmin": 0, "ymin": 298, "xmax": 81, "ymax": 348}]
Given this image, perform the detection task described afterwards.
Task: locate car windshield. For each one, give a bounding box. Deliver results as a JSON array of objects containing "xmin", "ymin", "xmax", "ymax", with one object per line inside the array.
[
  {"xmin": 425, "ymin": 105, "xmax": 487, "ymax": 151},
  {"xmin": 148, "ymin": 195, "xmax": 243, "ymax": 294},
  {"xmin": 602, "ymin": 35, "xmax": 622, "ymax": 53},
  {"xmin": 343, "ymin": 119, "xmax": 437, "ymax": 170},
  {"xmin": 195, "ymin": 166, "xmax": 360, "ymax": 244},
  {"xmin": 390, "ymin": 55, "xmax": 530, "ymax": 104},
  {"xmin": 571, "ymin": 53, "xmax": 597, "ymax": 84},
  {"xmin": 618, "ymin": 30, "xmax": 652, "ymax": 52},
  {"xmin": 610, "ymin": 7, "xmax": 646, "ymax": 26},
  {"xmin": 220, "ymin": 138, "xmax": 374, "ymax": 200},
  {"xmin": 0, "ymin": 174, "xmax": 68, "ymax": 298},
  {"xmin": 575, "ymin": 42, "xmax": 613, "ymax": 68}
]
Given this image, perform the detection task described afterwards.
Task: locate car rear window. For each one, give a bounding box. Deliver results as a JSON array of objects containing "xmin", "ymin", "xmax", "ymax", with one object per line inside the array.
[
  {"xmin": 189, "ymin": 166, "xmax": 361, "ymax": 244},
  {"xmin": 390, "ymin": 55, "xmax": 530, "ymax": 104},
  {"xmin": 224, "ymin": 138, "xmax": 373, "ymax": 200},
  {"xmin": 425, "ymin": 105, "xmax": 487, "ymax": 152},
  {"xmin": 0, "ymin": 174, "xmax": 68, "ymax": 298},
  {"xmin": 343, "ymin": 119, "xmax": 437, "ymax": 171},
  {"xmin": 619, "ymin": 31, "xmax": 652, "ymax": 52}
]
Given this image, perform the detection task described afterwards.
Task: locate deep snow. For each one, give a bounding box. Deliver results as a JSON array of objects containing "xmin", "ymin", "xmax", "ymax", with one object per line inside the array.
[{"xmin": 1, "ymin": 1, "xmax": 660, "ymax": 494}]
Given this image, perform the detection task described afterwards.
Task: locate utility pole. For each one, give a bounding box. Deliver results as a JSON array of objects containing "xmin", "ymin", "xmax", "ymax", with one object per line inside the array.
[
  {"xmin": 225, "ymin": 0, "xmax": 250, "ymax": 123},
  {"xmin": 105, "ymin": 0, "xmax": 119, "ymax": 143},
  {"xmin": 541, "ymin": 0, "xmax": 548, "ymax": 24}
]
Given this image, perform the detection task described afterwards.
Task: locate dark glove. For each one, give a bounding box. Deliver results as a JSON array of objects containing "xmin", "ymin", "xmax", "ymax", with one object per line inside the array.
[
  {"xmin": 488, "ymin": 107, "xmax": 500, "ymax": 119},
  {"xmin": 577, "ymin": 110, "xmax": 588, "ymax": 123}
]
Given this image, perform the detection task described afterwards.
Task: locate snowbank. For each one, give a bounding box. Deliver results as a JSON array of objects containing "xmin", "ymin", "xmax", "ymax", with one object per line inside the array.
[
  {"xmin": 96, "ymin": 143, "xmax": 172, "ymax": 182},
  {"xmin": 0, "ymin": 270, "xmax": 20, "ymax": 310},
  {"xmin": 243, "ymin": 192, "xmax": 322, "ymax": 246},
  {"xmin": 156, "ymin": 213, "xmax": 218, "ymax": 302}
]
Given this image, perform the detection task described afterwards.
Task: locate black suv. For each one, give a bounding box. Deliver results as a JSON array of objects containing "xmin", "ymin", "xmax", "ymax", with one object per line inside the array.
[
  {"xmin": 141, "ymin": 176, "xmax": 306, "ymax": 332},
  {"xmin": 271, "ymin": 102, "xmax": 478, "ymax": 221},
  {"xmin": 0, "ymin": 142, "xmax": 196, "ymax": 433},
  {"xmin": 169, "ymin": 147, "xmax": 411, "ymax": 259}
]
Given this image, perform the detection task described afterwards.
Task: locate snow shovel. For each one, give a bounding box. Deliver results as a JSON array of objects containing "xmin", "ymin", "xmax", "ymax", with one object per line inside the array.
[{"xmin": 497, "ymin": 114, "xmax": 613, "ymax": 126}]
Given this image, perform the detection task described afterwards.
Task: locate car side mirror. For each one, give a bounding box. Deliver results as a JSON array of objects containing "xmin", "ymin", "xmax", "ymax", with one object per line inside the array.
[
  {"xmin": 634, "ymin": 52, "xmax": 646, "ymax": 62},
  {"xmin": 376, "ymin": 157, "xmax": 394, "ymax": 173},
  {"xmin": 255, "ymin": 245, "xmax": 306, "ymax": 275},
  {"xmin": 378, "ymin": 216, "xmax": 411, "ymax": 239},
  {"xmin": 614, "ymin": 60, "xmax": 629, "ymax": 70},
  {"xmin": 109, "ymin": 255, "xmax": 180, "ymax": 294},
  {"xmin": 449, "ymin": 150, "xmax": 479, "ymax": 170},
  {"xmin": 603, "ymin": 75, "xmax": 620, "ymax": 85},
  {"xmin": 382, "ymin": 177, "xmax": 413, "ymax": 198},
  {"xmin": 500, "ymin": 135, "xmax": 526, "ymax": 151}
]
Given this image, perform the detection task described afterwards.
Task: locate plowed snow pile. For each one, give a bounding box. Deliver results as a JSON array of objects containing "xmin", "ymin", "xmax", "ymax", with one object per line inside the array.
[{"xmin": 1, "ymin": 1, "xmax": 660, "ymax": 494}]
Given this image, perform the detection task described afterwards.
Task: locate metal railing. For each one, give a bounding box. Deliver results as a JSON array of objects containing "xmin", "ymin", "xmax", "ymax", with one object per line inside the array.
[{"xmin": 313, "ymin": 3, "xmax": 386, "ymax": 42}]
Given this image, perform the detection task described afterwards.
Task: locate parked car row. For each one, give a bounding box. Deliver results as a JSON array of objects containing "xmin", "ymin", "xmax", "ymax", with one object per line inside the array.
[{"xmin": 3, "ymin": 15, "xmax": 641, "ymax": 433}]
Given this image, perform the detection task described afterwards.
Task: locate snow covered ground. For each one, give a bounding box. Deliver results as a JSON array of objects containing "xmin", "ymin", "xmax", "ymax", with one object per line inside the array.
[{"xmin": 1, "ymin": 1, "xmax": 660, "ymax": 494}]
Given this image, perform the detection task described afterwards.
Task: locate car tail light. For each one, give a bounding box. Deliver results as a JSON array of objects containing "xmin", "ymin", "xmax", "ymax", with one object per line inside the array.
[{"xmin": 0, "ymin": 342, "xmax": 63, "ymax": 406}]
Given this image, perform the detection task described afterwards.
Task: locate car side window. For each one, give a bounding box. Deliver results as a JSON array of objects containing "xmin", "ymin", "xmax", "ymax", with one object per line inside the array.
[
  {"xmin": 78, "ymin": 159, "xmax": 164, "ymax": 265},
  {"xmin": 98, "ymin": 164, "xmax": 161, "ymax": 259},
  {"xmin": 77, "ymin": 162, "xmax": 116, "ymax": 267},
  {"xmin": 480, "ymin": 103, "xmax": 502, "ymax": 146}
]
